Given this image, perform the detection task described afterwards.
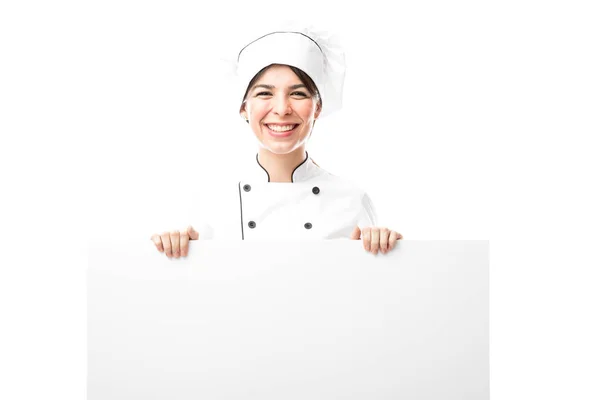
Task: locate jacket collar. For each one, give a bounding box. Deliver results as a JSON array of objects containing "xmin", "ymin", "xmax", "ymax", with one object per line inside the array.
[{"xmin": 243, "ymin": 151, "xmax": 323, "ymax": 183}]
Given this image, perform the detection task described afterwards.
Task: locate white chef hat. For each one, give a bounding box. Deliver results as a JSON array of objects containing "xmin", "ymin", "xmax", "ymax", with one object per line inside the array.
[{"xmin": 235, "ymin": 21, "xmax": 346, "ymax": 118}]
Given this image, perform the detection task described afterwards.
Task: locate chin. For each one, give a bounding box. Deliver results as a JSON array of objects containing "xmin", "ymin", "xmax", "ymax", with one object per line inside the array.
[{"xmin": 265, "ymin": 145, "xmax": 297, "ymax": 155}]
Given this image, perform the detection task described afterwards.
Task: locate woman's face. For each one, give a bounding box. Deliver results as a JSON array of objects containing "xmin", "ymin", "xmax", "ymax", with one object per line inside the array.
[{"xmin": 240, "ymin": 65, "xmax": 321, "ymax": 155}]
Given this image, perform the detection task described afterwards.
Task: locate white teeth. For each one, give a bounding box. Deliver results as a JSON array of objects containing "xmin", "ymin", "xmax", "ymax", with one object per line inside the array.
[{"xmin": 267, "ymin": 124, "xmax": 296, "ymax": 132}]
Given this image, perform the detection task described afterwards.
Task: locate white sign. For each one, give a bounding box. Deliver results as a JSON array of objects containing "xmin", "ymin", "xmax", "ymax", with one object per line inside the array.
[{"xmin": 88, "ymin": 240, "xmax": 489, "ymax": 399}]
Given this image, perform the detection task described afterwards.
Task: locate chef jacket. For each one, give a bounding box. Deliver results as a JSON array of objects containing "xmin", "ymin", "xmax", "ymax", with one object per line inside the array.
[{"xmin": 189, "ymin": 151, "xmax": 378, "ymax": 240}]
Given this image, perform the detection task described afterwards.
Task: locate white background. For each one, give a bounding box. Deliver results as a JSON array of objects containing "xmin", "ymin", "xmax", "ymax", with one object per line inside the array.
[{"xmin": 1, "ymin": 0, "xmax": 599, "ymax": 399}]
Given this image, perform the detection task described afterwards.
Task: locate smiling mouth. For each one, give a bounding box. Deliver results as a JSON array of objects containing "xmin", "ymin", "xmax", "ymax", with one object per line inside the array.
[{"xmin": 265, "ymin": 124, "xmax": 299, "ymax": 132}]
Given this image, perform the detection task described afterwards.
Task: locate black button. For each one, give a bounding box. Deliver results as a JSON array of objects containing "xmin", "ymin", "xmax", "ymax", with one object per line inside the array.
[
  {"xmin": 304, "ymin": 222, "xmax": 312, "ymax": 229},
  {"xmin": 312, "ymin": 186, "xmax": 320, "ymax": 195},
  {"xmin": 243, "ymin": 184, "xmax": 251, "ymax": 192},
  {"xmin": 248, "ymin": 221, "xmax": 256, "ymax": 228}
]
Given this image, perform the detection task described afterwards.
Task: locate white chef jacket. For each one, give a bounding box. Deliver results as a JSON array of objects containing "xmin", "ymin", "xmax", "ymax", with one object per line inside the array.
[{"xmin": 189, "ymin": 151, "xmax": 378, "ymax": 240}]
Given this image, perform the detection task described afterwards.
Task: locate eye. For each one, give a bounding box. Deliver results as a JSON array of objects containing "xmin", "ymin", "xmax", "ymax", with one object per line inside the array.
[
  {"xmin": 255, "ymin": 91, "xmax": 272, "ymax": 97},
  {"xmin": 291, "ymin": 91, "xmax": 308, "ymax": 97}
]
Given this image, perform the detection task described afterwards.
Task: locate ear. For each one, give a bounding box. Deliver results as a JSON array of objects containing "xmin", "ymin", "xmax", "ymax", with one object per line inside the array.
[
  {"xmin": 314, "ymin": 101, "xmax": 322, "ymax": 120},
  {"xmin": 240, "ymin": 104, "xmax": 247, "ymax": 121}
]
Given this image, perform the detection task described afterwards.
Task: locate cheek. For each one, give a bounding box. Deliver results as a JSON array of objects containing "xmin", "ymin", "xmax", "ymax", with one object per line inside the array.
[
  {"xmin": 247, "ymin": 102, "xmax": 269, "ymax": 119},
  {"xmin": 295, "ymin": 103, "xmax": 317, "ymax": 119}
]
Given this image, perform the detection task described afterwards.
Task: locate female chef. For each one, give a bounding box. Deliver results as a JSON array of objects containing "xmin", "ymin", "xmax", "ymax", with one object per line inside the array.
[{"xmin": 151, "ymin": 25, "xmax": 402, "ymax": 258}]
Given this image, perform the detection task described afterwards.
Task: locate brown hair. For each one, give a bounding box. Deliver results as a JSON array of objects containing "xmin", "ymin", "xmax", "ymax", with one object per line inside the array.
[{"xmin": 240, "ymin": 64, "xmax": 322, "ymax": 112}]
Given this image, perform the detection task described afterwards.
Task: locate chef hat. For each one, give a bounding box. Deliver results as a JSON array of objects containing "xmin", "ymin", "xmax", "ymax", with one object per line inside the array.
[{"xmin": 235, "ymin": 21, "xmax": 346, "ymax": 118}]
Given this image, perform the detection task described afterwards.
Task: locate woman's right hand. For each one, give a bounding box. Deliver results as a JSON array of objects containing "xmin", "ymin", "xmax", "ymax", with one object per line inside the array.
[{"xmin": 150, "ymin": 225, "xmax": 199, "ymax": 258}]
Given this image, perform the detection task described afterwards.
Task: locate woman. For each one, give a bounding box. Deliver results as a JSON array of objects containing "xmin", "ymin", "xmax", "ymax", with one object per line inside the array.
[{"xmin": 151, "ymin": 26, "xmax": 402, "ymax": 258}]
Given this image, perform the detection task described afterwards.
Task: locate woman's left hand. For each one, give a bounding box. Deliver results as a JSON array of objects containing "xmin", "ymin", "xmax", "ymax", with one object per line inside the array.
[{"xmin": 350, "ymin": 226, "xmax": 403, "ymax": 255}]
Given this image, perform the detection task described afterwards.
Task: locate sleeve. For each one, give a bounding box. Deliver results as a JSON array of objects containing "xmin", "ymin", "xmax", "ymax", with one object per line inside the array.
[{"xmin": 356, "ymin": 191, "xmax": 379, "ymax": 230}]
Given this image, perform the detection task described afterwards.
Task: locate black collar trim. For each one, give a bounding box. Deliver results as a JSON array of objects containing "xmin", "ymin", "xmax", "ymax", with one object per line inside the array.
[
  {"xmin": 290, "ymin": 151, "xmax": 309, "ymax": 183},
  {"xmin": 255, "ymin": 151, "xmax": 309, "ymax": 183}
]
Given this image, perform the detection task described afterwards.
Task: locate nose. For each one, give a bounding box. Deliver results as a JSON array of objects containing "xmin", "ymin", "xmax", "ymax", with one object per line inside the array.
[{"xmin": 272, "ymin": 94, "xmax": 292, "ymax": 116}]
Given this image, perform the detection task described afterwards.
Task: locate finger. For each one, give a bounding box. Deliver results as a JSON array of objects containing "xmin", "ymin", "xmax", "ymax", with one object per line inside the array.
[
  {"xmin": 350, "ymin": 226, "xmax": 361, "ymax": 240},
  {"xmin": 151, "ymin": 234, "xmax": 164, "ymax": 252},
  {"xmin": 390, "ymin": 231, "xmax": 403, "ymax": 250},
  {"xmin": 170, "ymin": 230, "xmax": 181, "ymax": 258},
  {"xmin": 362, "ymin": 227, "xmax": 371, "ymax": 251},
  {"xmin": 180, "ymin": 232, "xmax": 190, "ymax": 257},
  {"xmin": 160, "ymin": 232, "xmax": 172, "ymax": 258},
  {"xmin": 370, "ymin": 228, "xmax": 380, "ymax": 254},
  {"xmin": 187, "ymin": 225, "xmax": 199, "ymax": 240},
  {"xmin": 380, "ymin": 228, "xmax": 390, "ymax": 254}
]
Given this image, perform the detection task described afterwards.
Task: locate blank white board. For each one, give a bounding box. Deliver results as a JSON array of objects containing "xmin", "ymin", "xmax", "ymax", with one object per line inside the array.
[{"xmin": 88, "ymin": 240, "xmax": 489, "ymax": 399}]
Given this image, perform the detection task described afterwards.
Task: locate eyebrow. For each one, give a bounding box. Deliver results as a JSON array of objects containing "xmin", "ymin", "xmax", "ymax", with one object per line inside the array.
[{"xmin": 252, "ymin": 84, "xmax": 307, "ymax": 91}]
